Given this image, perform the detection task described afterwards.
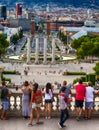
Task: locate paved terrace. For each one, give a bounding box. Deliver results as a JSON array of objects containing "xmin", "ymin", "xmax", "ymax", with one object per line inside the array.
[
  {"xmin": 0, "ymin": 62, "xmax": 96, "ymax": 85},
  {"xmin": 0, "ymin": 117, "xmax": 99, "ymax": 130}
]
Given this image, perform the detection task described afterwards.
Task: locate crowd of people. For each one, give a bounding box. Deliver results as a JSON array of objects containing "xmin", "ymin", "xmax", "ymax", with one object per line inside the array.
[{"xmin": 0, "ymin": 79, "xmax": 99, "ymax": 128}]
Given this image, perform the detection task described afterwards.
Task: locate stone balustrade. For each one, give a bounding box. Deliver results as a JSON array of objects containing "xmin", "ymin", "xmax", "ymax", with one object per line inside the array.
[{"xmin": 0, "ymin": 92, "xmax": 99, "ymax": 117}]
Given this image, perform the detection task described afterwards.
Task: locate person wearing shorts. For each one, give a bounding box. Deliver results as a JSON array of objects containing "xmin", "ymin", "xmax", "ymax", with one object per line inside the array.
[
  {"xmin": 44, "ymin": 82, "xmax": 53, "ymax": 119},
  {"xmin": 75, "ymin": 79, "xmax": 86, "ymax": 121},
  {"xmin": 85, "ymin": 81, "xmax": 95, "ymax": 119},
  {"xmin": 2, "ymin": 101, "xmax": 9, "ymax": 110},
  {"xmin": 1, "ymin": 81, "xmax": 12, "ymax": 120},
  {"xmin": 28, "ymin": 83, "xmax": 42, "ymax": 126}
]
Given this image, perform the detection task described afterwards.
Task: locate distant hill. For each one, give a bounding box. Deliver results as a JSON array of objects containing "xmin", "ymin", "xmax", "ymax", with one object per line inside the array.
[{"xmin": 1, "ymin": 0, "xmax": 99, "ymax": 8}]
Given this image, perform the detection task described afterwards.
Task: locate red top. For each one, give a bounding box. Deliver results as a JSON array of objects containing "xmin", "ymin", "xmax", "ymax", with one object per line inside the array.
[
  {"xmin": 32, "ymin": 89, "xmax": 42, "ymax": 102},
  {"xmin": 59, "ymin": 93, "xmax": 68, "ymax": 103},
  {"xmin": 75, "ymin": 83, "xmax": 86, "ymax": 100}
]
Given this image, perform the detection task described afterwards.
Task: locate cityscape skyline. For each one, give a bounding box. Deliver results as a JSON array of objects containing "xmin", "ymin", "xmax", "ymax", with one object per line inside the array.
[{"xmin": 0, "ymin": 0, "xmax": 99, "ymax": 8}]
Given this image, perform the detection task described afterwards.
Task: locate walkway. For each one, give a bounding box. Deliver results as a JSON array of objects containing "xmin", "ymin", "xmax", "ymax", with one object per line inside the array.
[{"xmin": 0, "ymin": 117, "xmax": 99, "ymax": 130}]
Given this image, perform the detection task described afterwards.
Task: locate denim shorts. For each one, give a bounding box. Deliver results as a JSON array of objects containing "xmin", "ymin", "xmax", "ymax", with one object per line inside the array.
[
  {"xmin": 32, "ymin": 103, "xmax": 40, "ymax": 108},
  {"xmin": 45, "ymin": 99, "xmax": 52, "ymax": 103},
  {"xmin": 85, "ymin": 102, "xmax": 94, "ymax": 108},
  {"xmin": 2, "ymin": 101, "xmax": 9, "ymax": 110}
]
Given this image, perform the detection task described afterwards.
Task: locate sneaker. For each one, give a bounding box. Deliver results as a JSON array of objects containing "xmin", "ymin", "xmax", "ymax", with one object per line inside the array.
[
  {"xmin": 58, "ymin": 122, "xmax": 62, "ymax": 129},
  {"xmin": 48, "ymin": 116, "xmax": 51, "ymax": 119},
  {"xmin": 85, "ymin": 117, "xmax": 88, "ymax": 120},
  {"xmin": 36, "ymin": 121, "xmax": 44, "ymax": 125},
  {"xmin": 45, "ymin": 117, "xmax": 48, "ymax": 119},
  {"xmin": 62, "ymin": 124, "xmax": 66, "ymax": 127},
  {"xmin": 27, "ymin": 123, "xmax": 33, "ymax": 127},
  {"xmin": 76, "ymin": 116, "xmax": 80, "ymax": 121}
]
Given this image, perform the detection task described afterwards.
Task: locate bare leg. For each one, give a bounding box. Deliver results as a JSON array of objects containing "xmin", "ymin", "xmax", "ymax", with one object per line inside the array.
[
  {"xmin": 1, "ymin": 110, "xmax": 6, "ymax": 120},
  {"xmin": 88, "ymin": 108, "xmax": 92, "ymax": 119},
  {"xmin": 36, "ymin": 107, "xmax": 40, "ymax": 123},
  {"xmin": 85, "ymin": 107, "xmax": 88, "ymax": 118},
  {"xmin": 29, "ymin": 108, "xmax": 34, "ymax": 124},
  {"xmin": 45, "ymin": 103, "xmax": 48, "ymax": 117},
  {"xmin": 47, "ymin": 103, "xmax": 52, "ymax": 118}
]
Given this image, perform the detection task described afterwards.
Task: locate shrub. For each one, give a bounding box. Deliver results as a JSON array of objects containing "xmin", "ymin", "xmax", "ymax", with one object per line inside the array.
[
  {"xmin": 2, "ymin": 70, "xmax": 16, "ymax": 74},
  {"xmin": 63, "ymin": 71, "xmax": 86, "ymax": 75},
  {"xmin": 86, "ymin": 73, "xmax": 96, "ymax": 85},
  {"xmin": 2, "ymin": 76, "xmax": 11, "ymax": 83}
]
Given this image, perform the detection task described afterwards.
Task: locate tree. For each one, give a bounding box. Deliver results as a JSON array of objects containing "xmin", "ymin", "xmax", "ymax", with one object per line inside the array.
[
  {"xmin": 71, "ymin": 34, "xmax": 99, "ymax": 59},
  {"xmin": 93, "ymin": 62, "xmax": 99, "ymax": 75},
  {"xmin": 11, "ymin": 34, "xmax": 19, "ymax": 45},
  {"xmin": 19, "ymin": 29, "xmax": 23, "ymax": 39},
  {"xmin": 0, "ymin": 34, "xmax": 9, "ymax": 57}
]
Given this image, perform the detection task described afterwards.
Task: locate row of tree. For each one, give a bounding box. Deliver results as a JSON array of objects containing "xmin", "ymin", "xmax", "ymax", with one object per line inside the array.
[
  {"xmin": 58, "ymin": 30, "xmax": 67, "ymax": 45},
  {"xmin": 71, "ymin": 34, "xmax": 99, "ymax": 59},
  {"xmin": 0, "ymin": 28, "xmax": 23, "ymax": 57},
  {"xmin": 0, "ymin": 34, "xmax": 9, "ymax": 58},
  {"xmin": 11, "ymin": 28, "xmax": 23, "ymax": 45}
]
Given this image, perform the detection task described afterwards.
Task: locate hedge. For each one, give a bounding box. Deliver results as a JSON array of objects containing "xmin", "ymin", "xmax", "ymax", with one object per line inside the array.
[
  {"xmin": 63, "ymin": 71, "xmax": 86, "ymax": 75},
  {"xmin": 2, "ymin": 70, "xmax": 16, "ymax": 74}
]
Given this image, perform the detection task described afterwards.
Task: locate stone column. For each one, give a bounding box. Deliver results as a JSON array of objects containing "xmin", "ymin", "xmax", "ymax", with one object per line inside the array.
[
  {"xmin": 35, "ymin": 37, "xmax": 39, "ymax": 64},
  {"xmin": 43, "ymin": 36, "xmax": 47, "ymax": 64},
  {"xmin": 0, "ymin": 66, "xmax": 5, "ymax": 85},
  {"xmin": 27, "ymin": 36, "xmax": 31, "ymax": 64},
  {"xmin": 51, "ymin": 37, "xmax": 55, "ymax": 64}
]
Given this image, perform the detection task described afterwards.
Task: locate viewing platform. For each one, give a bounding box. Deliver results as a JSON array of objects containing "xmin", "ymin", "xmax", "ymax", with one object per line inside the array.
[
  {"xmin": 0, "ymin": 117, "xmax": 99, "ymax": 130},
  {"xmin": 0, "ymin": 90, "xmax": 99, "ymax": 117}
]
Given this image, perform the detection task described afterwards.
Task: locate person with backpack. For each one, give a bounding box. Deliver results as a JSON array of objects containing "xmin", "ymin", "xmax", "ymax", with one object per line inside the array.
[
  {"xmin": 60, "ymin": 80, "xmax": 72, "ymax": 108},
  {"xmin": 28, "ymin": 83, "xmax": 42, "ymax": 126},
  {"xmin": 58, "ymin": 87, "xmax": 69, "ymax": 128},
  {"xmin": 1, "ymin": 81, "xmax": 12, "ymax": 120}
]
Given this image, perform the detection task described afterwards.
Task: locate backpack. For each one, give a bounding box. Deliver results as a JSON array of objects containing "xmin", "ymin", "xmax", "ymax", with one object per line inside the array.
[
  {"xmin": 35, "ymin": 95, "xmax": 42, "ymax": 104},
  {"xmin": 35, "ymin": 89, "xmax": 42, "ymax": 104}
]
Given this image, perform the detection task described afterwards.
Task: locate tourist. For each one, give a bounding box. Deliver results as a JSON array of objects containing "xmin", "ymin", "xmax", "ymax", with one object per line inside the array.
[
  {"xmin": 58, "ymin": 87, "xmax": 69, "ymax": 128},
  {"xmin": 1, "ymin": 81, "xmax": 12, "ymax": 120},
  {"xmin": 21, "ymin": 81, "xmax": 32, "ymax": 119},
  {"xmin": 28, "ymin": 83, "xmax": 42, "ymax": 126},
  {"xmin": 85, "ymin": 81, "xmax": 97, "ymax": 119},
  {"xmin": 75, "ymin": 79, "xmax": 86, "ymax": 121},
  {"xmin": 60, "ymin": 80, "xmax": 72, "ymax": 107},
  {"xmin": 44, "ymin": 82, "xmax": 53, "ymax": 119}
]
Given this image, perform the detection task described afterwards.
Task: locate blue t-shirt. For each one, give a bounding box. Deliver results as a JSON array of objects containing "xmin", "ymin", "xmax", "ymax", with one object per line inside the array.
[{"xmin": 61, "ymin": 85, "xmax": 71, "ymax": 98}]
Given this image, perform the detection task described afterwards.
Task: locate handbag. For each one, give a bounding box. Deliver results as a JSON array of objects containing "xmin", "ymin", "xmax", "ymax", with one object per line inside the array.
[
  {"xmin": 35, "ymin": 89, "xmax": 42, "ymax": 104},
  {"xmin": 35, "ymin": 95, "xmax": 42, "ymax": 104},
  {"xmin": 49, "ymin": 92, "xmax": 55, "ymax": 102},
  {"xmin": 69, "ymin": 97, "xmax": 73, "ymax": 102},
  {"xmin": 51, "ymin": 96, "xmax": 55, "ymax": 102}
]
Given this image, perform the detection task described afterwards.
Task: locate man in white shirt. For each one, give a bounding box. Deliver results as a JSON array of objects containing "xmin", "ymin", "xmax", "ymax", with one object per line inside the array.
[{"xmin": 85, "ymin": 81, "xmax": 95, "ymax": 119}]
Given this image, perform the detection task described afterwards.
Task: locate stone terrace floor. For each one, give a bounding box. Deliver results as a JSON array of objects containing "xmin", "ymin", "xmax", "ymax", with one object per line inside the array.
[{"xmin": 0, "ymin": 117, "xmax": 99, "ymax": 130}]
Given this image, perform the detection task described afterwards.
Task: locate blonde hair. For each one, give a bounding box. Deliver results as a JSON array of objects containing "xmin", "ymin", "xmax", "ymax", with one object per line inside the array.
[
  {"xmin": 63, "ymin": 80, "xmax": 67, "ymax": 86},
  {"xmin": 24, "ymin": 81, "xmax": 29, "ymax": 86},
  {"xmin": 88, "ymin": 81, "xmax": 92, "ymax": 86}
]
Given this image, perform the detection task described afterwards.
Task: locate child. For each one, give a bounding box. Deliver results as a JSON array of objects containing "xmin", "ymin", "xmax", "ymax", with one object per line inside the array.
[{"xmin": 58, "ymin": 87, "xmax": 69, "ymax": 128}]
